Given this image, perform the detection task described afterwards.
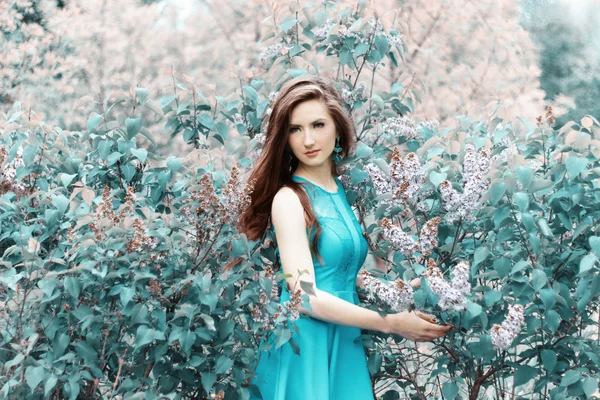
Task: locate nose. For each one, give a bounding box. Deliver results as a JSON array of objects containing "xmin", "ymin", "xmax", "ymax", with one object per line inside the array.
[{"xmin": 303, "ymin": 129, "xmax": 316, "ymax": 147}]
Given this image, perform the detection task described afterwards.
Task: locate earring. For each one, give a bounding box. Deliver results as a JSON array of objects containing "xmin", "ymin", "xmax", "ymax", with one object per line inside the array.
[
  {"xmin": 333, "ymin": 136, "xmax": 343, "ymax": 164},
  {"xmin": 288, "ymin": 152, "xmax": 293, "ymax": 172}
]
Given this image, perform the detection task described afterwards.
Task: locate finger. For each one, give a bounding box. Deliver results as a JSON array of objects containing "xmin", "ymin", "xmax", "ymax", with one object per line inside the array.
[{"xmin": 416, "ymin": 311, "xmax": 436, "ymax": 323}]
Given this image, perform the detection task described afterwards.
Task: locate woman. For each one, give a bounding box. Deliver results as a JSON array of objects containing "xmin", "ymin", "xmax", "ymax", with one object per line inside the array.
[{"xmin": 239, "ymin": 75, "xmax": 452, "ymax": 400}]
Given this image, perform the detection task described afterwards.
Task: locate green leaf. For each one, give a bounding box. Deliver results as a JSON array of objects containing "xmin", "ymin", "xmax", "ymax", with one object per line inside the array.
[
  {"xmin": 579, "ymin": 253, "xmax": 597, "ymax": 275},
  {"xmin": 493, "ymin": 257, "xmax": 511, "ymax": 279},
  {"xmin": 441, "ymin": 382, "xmax": 459, "ymax": 399},
  {"xmin": 87, "ymin": 113, "xmax": 103, "ymax": 132},
  {"xmin": 107, "ymin": 151, "xmax": 123, "ymax": 166},
  {"xmin": 198, "ymin": 114, "xmax": 214, "ymax": 130},
  {"xmin": 484, "ymin": 290, "xmax": 502, "ymax": 306},
  {"xmin": 45, "ymin": 374, "xmax": 58, "ymax": 397},
  {"xmin": 514, "ymin": 192, "xmax": 529, "ymax": 212},
  {"xmin": 583, "ymin": 377, "xmax": 598, "ymax": 398},
  {"xmin": 545, "ymin": 310, "xmax": 560, "ymax": 333},
  {"xmin": 539, "ymin": 288, "xmax": 556, "ymax": 310},
  {"xmin": 516, "ymin": 166, "xmax": 533, "ymax": 189},
  {"xmin": 530, "ymin": 179, "xmax": 554, "ymax": 192},
  {"xmin": 60, "ymin": 173, "xmax": 78, "ymax": 188},
  {"xmin": 130, "ymin": 148, "xmax": 148, "ymax": 163},
  {"xmin": 279, "ymin": 17, "xmax": 297, "ymax": 33},
  {"xmin": 355, "ymin": 142, "xmax": 373, "ymax": 159},
  {"xmin": 120, "ymin": 286, "xmax": 135, "ymax": 307},
  {"xmin": 52, "ymin": 194, "xmax": 69, "ymax": 215},
  {"xmin": 64, "ymin": 277, "xmax": 81, "ymax": 299},
  {"xmin": 560, "ymin": 370, "xmax": 581, "ymax": 387},
  {"xmin": 474, "ymin": 246, "xmax": 490, "ymax": 267},
  {"xmin": 536, "ymin": 217, "xmax": 553, "ymax": 237},
  {"xmin": 566, "ymin": 156, "xmax": 588, "ymax": 179},
  {"xmin": 514, "ymin": 365, "xmax": 537, "ymax": 387},
  {"xmin": 541, "ymin": 349, "xmax": 557, "ymax": 373},
  {"xmin": 201, "ymin": 372, "xmax": 216, "ymax": 395},
  {"xmin": 490, "ymin": 182, "xmax": 506, "ymax": 205},
  {"xmin": 23, "ymin": 144, "xmax": 38, "ymax": 167},
  {"xmin": 299, "ymin": 280, "xmax": 316, "ymax": 296},
  {"xmin": 589, "ymin": 236, "xmax": 600, "ymax": 257},
  {"xmin": 531, "ymin": 269, "xmax": 548, "ymax": 291},
  {"xmin": 126, "ymin": 117, "xmax": 142, "ymax": 139},
  {"xmin": 25, "ymin": 366, "xmax": 45, "ymax": 391},
  {"xmin": 215, "ymin": 356, "xmax": 234, "ymax": 374},
  {"xmin": 466, "ymin": 300, "xmax": 482, "ymax": 317},
  {"xmin": 275, "ymin": 328, "xmax": 291, "ymax": 349},
  {"xmin": 429, "ymin": 171, "xmax": 447, "ymax": 189}
]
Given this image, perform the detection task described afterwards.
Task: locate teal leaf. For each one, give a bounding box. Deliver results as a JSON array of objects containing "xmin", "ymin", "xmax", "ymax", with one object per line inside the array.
[
  {"xmin": 52, "ymin": 194, "xmax": 69, "ymax": 215},
  {"xmin": 87, "ymin": 113, "xmax": 103, "ymax": 132},
  {"xmin": 120, "ymin": 286, "xmax": 135, "ymax": 307},
  {"xmin": 25, "ymin": 366, "xmax": 45, "ymax": 391},
  {"xmin": 215, "ymin": 355, "xmax": 234, "ymax": 374},
  {"xmin": 579, "ymin": 253, "xmax": 597, "ymax": 275},
  {"xmin": 429, "ymin": 171, "xmax": 447, "ymax": 189},
  {"xmin": 589, "ymin": 236, "xmax": 600, "ymax": 257},
  {"xmin": 531, "ymin": 269, "xmax": 548, "ymax": 291},
  {"xmin": 516, "ymin": 166, "xmax": 533, "ymax": 189},
  {"xmin": 490, "ymin": 182, "xmax": 506, "ymax": 205},
  {"xmin": 45, "ymin": 374, "xmax": 58, "ymax": 397},
  {"xmin": 539, "ymin": 288, "xmax": 556, "ymax": 310},
  {"xmin": 442, "ymin": 382, "xmax": 459, "ymax": 399},
  {"xmin": 201, "ymin": 372, "xmax": 216, "ymax": 395},
  {"xmin": 566, "ymin": 156, "xmax": 588, "ymax": 179},
  {"xmin": 583, "ymin": 377, "xmax": 598, "ymax": 398},
  {"xmin": 514, "ymin": 365, "xmax": 537, "ymax": 387},
  {"xmin": 514, "ymin": 192, "xmax": 529, "ymax": 212},
  {"xmin": 541, "ymin": 349, "xmax": 557, "ymax": 373},
  {"xmin": 198, "ymin": 113, "xmax": 214, "ymax": 130},
  {"xmin": 560, "ymin": 370, "xmax": 581, "ymax": 387},
  {"xmin": 60, "ymin": 173, "xmax": 78, "ymax": 188},
  {"xmin": 355, "ymin": 142, "xmax": 373, "ymax": 159},
  {"xmin": 484, "ymin": 290, "xmax": 502, "ymax": 306},
  {"xmin": 279, "ymin": 17, "xmax": 297, "ymax": 33},
  {"xmin": 130, "ymin": 148, "xmax": 148, "ymax": 163},
  {"xmin": 126, "ymin": 117, "xmax": 142, "ymax": 139}
]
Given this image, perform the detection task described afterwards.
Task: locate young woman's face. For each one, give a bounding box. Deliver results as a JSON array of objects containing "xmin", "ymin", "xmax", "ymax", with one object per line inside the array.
[{"xmin": 287, "ymin": 99, "xmax": 337, "ymax": 170}]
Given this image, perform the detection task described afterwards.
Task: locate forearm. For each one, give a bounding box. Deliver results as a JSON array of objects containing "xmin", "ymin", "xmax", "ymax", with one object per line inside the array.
[{"xmin": 297, "ymin": 288, "xmax": 392, "ymax": 334}]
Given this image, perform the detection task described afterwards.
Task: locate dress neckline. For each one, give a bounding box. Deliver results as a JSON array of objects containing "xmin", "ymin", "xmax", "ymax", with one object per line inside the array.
[{"xmin": 292, "ymin": 175, "xmax": 341, "ymax": 195}]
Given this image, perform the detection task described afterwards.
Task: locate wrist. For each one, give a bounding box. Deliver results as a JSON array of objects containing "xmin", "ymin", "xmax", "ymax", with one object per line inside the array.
[{"xmin": 382, "ymin": 313, "xmax": 397, "ymax": 334}]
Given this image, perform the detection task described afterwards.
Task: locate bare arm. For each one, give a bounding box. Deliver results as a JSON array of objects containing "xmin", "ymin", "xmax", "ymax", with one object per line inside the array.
[{"xmin": 272, "ymin": 188, "xmax": 446, "ymax": 341}]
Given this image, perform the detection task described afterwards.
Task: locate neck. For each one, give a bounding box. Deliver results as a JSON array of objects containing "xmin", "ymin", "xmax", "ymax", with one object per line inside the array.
[{"xmin": 294, "ymin": 162, "xmax": 337, "ymax": 189}]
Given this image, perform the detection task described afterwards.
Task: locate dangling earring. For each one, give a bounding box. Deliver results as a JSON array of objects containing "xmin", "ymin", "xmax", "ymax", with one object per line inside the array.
[
  {"xmin": 333, "ymin": 136, "xmax": 343, "ymax": 164},
  {"xmin": 288, "ymin": 152, "xmax": 293, "ymax": 172}
]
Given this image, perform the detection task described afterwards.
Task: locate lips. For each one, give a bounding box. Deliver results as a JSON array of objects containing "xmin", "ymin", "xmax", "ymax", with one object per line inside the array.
[{"xmin": 305, "ymin": 150, "xmax": 320, "ymax": 156}]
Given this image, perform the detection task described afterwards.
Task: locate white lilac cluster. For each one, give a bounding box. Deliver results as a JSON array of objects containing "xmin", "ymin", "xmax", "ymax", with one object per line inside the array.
[
  {"xmin": 418, "ymin": 216, "xmax": 440, "ymax": 257},
  {"xmin": 341, "ymin": 81, "xmax": 367, "ymax": 108},
  {"xmin": 258, "ymin": 34, "xmax": 294, "ymax": 64},
  {"xmin": 424, "ymin": 260, "xmax": 471, "ymax": 311},
  {"xmin": 253, "ymin": 133, "xmax": 265, "ymax": 145},
  {"xmin": 390, "ymin": 150, "xmax": 425, "ymax": 212},
  {"xmin": 359, "ymin": 270, "xmax": 413, "ymax": 313},
  {"xmin": 364, "ymin": 164, "xmax": 391, "ymax": 197},
  {"xmin": 381, "ymin": 116, "xmax": 419, "ymax": 139},
  {"xmin": 0, "ymin": 144, "xmax": 41, "ymax": 194},
  {"xmin": 314, "ymin": 18, "xmax": 336, "ymax": 41},
  {"xmin": 439, "ymin": 144, "xmax": 491, "ymax": 223},
  {"xmin": 418, "ymin": 119, "xmax": 440, "ymax": 132},
  {"xmin": 225, "ymin": 112, "xmax": 246, "ymax": 131},
  {"xmin": 490, "ymin": 304, "xmax": 525, "ymax": 350},
  {"xmin": 381, "ymin": 216, "xmax": 441, "ymax": 258}
]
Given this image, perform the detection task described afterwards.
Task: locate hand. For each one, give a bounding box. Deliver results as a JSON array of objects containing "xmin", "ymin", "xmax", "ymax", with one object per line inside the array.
[{"xmin": 385, "ymin": 310, "xmax": 453, "ymax": 342}]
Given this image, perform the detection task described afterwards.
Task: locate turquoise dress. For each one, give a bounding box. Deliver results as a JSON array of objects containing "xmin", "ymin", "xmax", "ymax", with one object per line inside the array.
[{"xmin": 249, "ymin": 175, "xmax": 375, "ymax": 400}]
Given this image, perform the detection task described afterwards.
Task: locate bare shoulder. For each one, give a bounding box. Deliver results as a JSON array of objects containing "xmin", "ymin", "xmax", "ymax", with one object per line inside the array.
[{"xmin": 271, "ymin": 186, "xmax": 305, "ymax": 227}]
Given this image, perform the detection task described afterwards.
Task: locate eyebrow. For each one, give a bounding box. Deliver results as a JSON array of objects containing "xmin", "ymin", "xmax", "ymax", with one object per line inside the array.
[{"xmin": 289, "ymin": 118, "xmax": 326, "ymax": 128}]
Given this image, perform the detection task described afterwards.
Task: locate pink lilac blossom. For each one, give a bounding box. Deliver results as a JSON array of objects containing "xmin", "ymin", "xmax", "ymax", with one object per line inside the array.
[
  {"xmin": 439, "ymin": 144, "xmax": 491, "ymax": 223},
  {"xmin": 222, "ymin": 165, "xmax": 254, "ymax": 224},
  {"xmin": 491, "ymin": 304, "xmax": 525, "ymax": 350},
  {"xmin": 359, "ymin": 270, "xmax": 413, "ymax": 313}
]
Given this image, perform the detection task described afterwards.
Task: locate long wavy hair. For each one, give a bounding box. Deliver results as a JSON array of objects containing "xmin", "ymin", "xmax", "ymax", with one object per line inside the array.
[{"xmin": 238, "ymin": 75, "xmax": 356, "ymax": 265}]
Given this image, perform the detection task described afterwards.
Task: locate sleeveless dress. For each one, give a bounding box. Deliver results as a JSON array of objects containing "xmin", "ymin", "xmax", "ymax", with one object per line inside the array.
[{"xmin": 249, "ymin": 175, "xmax": 375, "ymax": 400}]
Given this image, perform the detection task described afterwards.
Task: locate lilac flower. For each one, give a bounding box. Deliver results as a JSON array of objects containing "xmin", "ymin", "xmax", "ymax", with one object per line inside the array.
[
  {"xmin": 491, "ymin": 304, "xmax": 525, "ymax": 350},
  {"xmin": 381, "ymin": 117, "xmax": 419, "ymax": 139},
  {"xmin": 424, "ymin": 260, "xmax": 471, "ymax": 311},
  {"xmin": 359, "ymin": 270, "xmax": 414, "ymax": 313},
  {"xmin": 390, "ymin": 150, "xmax": 425, "ymax": 212},
  {"xmin": 418, "ymin": 217, "xmax": 441, "ymax": 257},
  {"xmin": 364, "ymin": 164, "xmax": 391, "ymax": 196},
  {"xmin": 381, "ymin": 217, "xmax": 418, "ymax": 256},
  {"xmin": 439, "ymin": 144, "xmax": 491, "ymax": 223}
]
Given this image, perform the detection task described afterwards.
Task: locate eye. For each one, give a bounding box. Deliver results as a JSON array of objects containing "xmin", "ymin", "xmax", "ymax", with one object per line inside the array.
[
  {"xmin": 315, "ymin": 122, "xmax": 325, "ymax": 128},
  {"xmin": 289, "ymin": 126, "xmax": 299, "ymax": 133}
]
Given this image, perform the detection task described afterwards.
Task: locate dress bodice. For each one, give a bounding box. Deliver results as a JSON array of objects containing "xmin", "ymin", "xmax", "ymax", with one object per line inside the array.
[{"xmin": 271, "ymin": 175, "xmax": 369, "ymax": 294}]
